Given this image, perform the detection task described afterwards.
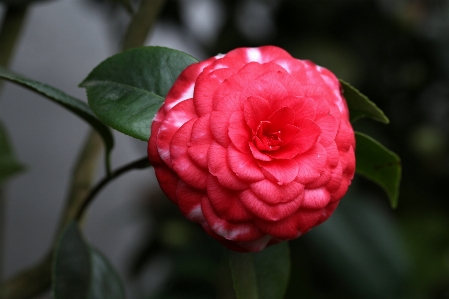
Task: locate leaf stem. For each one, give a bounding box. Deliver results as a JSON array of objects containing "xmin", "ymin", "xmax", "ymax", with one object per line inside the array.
[
  {"xmin": 122, "ymin": 0, "xmax": 166, "ymax": 51},
  {"xmin": 75, "ymin": 156, "xmax": 150, "ymax": 221}
]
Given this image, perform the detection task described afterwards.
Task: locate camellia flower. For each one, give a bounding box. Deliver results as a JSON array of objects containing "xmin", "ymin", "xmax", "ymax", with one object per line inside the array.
[{"xmin": 148, "ymin": 46, "xmax": 355, "ymax": 252}]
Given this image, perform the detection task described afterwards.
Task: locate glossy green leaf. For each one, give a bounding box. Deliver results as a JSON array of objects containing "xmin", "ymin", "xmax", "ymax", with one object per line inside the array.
[
  {"xmin": 230, "ymin": 242, "xmax": 290, "ymax": 299},
  {"xmin": 0, "ymin": 67, "xmax": 114, "ymax": 173},
  {"xmin": 340, "ymin": 79, "xmax": 389, "ymax": 124},
  {"xmin": 52, "ymin": 222, "xmax": 125, "ymax": 299},
  {"xmin": 355, "ymin": 132, "xmax": 401, "ymax": 208},
  {"xmin": 0, "ymin": 120, "xmax": 24, "ymax": 184},
  {"xmin": 80, "ymin": 46, "xmax": 199, "ymax": 141}
]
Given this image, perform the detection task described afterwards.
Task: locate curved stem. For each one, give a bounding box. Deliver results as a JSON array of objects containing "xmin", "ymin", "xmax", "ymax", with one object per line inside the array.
[{"xmin": 75, "ymin": 157, "xmax": 150, "ymax": 221}]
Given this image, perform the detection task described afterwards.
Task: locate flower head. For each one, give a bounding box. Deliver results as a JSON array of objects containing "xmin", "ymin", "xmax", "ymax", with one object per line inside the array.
[{"xmin": 148, "ymin": 46, "xmax": 355, "ymax": 252}]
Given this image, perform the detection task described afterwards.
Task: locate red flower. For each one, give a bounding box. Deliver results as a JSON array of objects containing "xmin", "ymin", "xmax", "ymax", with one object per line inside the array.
[{"xmin": 148, "ymin": 46, "xmax": 355, "ymax": 252}]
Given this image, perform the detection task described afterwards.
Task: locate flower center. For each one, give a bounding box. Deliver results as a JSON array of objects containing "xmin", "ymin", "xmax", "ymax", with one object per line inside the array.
[{"xmin": 254, "ymin": 121, "xmax": 283, "ymax": 151}]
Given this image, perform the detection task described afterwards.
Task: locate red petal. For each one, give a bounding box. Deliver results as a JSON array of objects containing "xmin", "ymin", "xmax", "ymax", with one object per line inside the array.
[
  {"xmin": 239, "ymin": 189, "xmax": 303, "ymax": 221},
  {"xmin": 176, "ymin": 181, "xmax": 206, "ymax": 224},
  {"xmin": 271, "ymin": 96, "xmax": 316, "ymax": 124},
  {"xmin": 289, "ymin": 119, "xmax": 321, "ymax": 154},
  {"xmin": 206, "ymin": 175, "xmax": 252, "ymax": 221},
  {"xmin": 153, "ymin": 166, "xmax": 179, "ymax": 203},
  {"xmin": 170, "ymin": 119, "xmax": 208, "ymax": 190},
  {"xmin": 201, "ymin": 197, "xmax": 264, "ymax": 242},
  {"xmin": 330, "ymin": 176, "xmax": 350, "ymax": 202},
  {"xmin": 258, "ymin": 159, "xmax": 298, "ymax": 184},
  {"xmin": 247, "ymin": 72, "xmax": 289, "ymax": 104},
  {"xmin": 188, "ymin": 115, "xmax": 214, "ymax": 169},
  {"xmin": 301, "ymin": 187, "xmax": 331, "ymax": 209},
  {"xmin": 325, "ymin": 161, "xmax": 343, "ymax": 192},
  {"xmin": 148, "ymin": 108, "xmax": 165, "ymax": 166},
  {"xmin": 156, "ymin": 99, "xmax": 197, "ymax": 167},
  {"xmin": 272, "ymin": 58, "xmax": 325, "ymax": 85},
  {"xmin": 315, "ymin": 114, "xmax": 338, "ymax": 146},
  {"xmin": 228, "ymin": 111, "xmax": 252, "ymax": 153},
  {"xmin": 254, "ymin": 216, "xmax": 302, "ymax": 240},
  {"xmin": 164, "ymin": 58, "xmax": 215, "ymax": 112},
  {"xmin": 208, "ymin": 142, "xmax": 248, "ymax": 190},
  {"xmin": 268, "ymin": 106, "xmax": 295, "ymax": 126},
  {"xmin": 294, "ymin": 143, "xmax": 327, "ymax": 184},
  {"xmin": 209, "ymin": 111, "xmax": 232, "ymax": 147},
  {"xmin": 250, "ymin": 179, "xmax": 304, "ymax": 204},
  {"xmin": 335, "ymin": 119, "xmax": 355, "ymax": 152},
  {"xmin": 243, "ymin": 96, "xmax": 271, "ymax": 129},
  {"xmin": 227, "ymin": 144, "xmax": 265, "ymax": 182},
  {"xmin": 193, "ymin": 67, "xmax": 236, "ymax": 116},
  {"xmin": 249, "ymin": 142, "xmax": 272, "ymax": 161},
  {"xmin": 268, "ymin": 144, "xmax": 301, "ymax": 160}
]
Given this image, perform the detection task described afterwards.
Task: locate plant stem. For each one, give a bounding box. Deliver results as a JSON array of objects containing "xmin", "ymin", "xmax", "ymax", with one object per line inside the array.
[
  {"xmin": 0, "ymin": 5, "xmax": 29, "ymax": 95},
  {"xmin": 122, "ymin": 0, "xmax": 166, "ymax": 51},
  {"xmin": 75, "ymin": 156, "xmax": 150, "ymax": 221},
  {"xmin": 0, "ymin": 5, "xmax": 28, "ymax": 68}
]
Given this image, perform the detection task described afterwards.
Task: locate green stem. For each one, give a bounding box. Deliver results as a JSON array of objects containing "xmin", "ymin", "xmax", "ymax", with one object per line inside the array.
[
  {"xmin": 122, "ymin": 0, "xmax": 166, "ymax": 51},
  {"xmin": 0, "ymin": 5, "xmax": 28, "ymax": 67},
  {"xmin": 75, "ymin": 157, "xmax": 149, "ymax": 221}
]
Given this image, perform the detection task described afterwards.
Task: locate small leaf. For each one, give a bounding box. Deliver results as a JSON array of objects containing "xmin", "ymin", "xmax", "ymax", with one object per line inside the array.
[
  {"xmin": 340, "ymin": 79, "xmax": 389, "ymax": 124},
  {"xmin": 0, "ymin": 67, "xmax": 114, "ymax": 173},
  {"xmin": 355, "ymin": 132, "xmax": 401, "ymax": 208},
  {"xmin": 80, "ymin": 46, "xmax": 199, "ymax": 141},
  {"xmin": 230, "ymin": 242, "xmax": 290, "ymax": 299},
  {"xmin": 52, "ymin": 222, "xmax": 125, "ymax": 299},
  {"xmin": 0, "ymin": 120, "xmax": 24, "ymax": 184}
]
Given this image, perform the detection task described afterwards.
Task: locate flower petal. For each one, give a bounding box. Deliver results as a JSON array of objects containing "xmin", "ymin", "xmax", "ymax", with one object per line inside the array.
[
  {"xmin": 228, "ymin": 111, "xmax": 252, "ymax": 153},
  {"xmin": 208, "ymin": 142, "xmax": 248, "ymax": 190},
  {"xmin": 294, "ymin": 144, "xmax": 327, "ymax": 184},
  {"xmin": 193, "ymin": 67, "xmax": 237, "ymax": 116},
  {"xmin": 250, "ymin": 179, "xmax": 304, "ymax": 204},
  {"xmin": 301, "ymin": 187, "xmax": 331, "ymax": 209},
  {"xmin": 258, "ymin": 159, "xmax": 298, "ymax": 185},
  {"xmin": 206, "ymin": 175, "xmax": 253, "ymax": 222},
  {"xmin": 171, "ymin": 118, "xmax": 208, "ymax": 190},
  {"xmin": 239, "ymin": 189, "xmax": 303, "ymax": 221},
  {"xmin": 243, "ymin": 96, "xmax": 271, "ymax": 129},
  {"xmin": 157, "ymin": 99, "xmax": 197, "ymax": 167},
  {"xmin": 228, "ymin": 144, "xmax": 265, "ymax": 182},
  {"xmin": 201, "ymin": 197, "xmax": 264, "ymax": 242},
  {"xmin": 176, "ymin": 181, "xmax": 206, "ymax": 224}
]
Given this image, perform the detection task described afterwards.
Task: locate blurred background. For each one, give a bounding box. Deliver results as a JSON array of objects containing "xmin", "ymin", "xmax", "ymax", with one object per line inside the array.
[{"xmin": 1, "ymin": 0, "xmax": 449, "ymax": 298}]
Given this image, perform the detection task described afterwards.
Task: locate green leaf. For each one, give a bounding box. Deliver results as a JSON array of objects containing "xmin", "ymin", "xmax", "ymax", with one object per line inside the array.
[
  {"xmin": 229, "ymin": 242, "xmax": 290, "ymax": 299},
  {"xmin": 80, "ymin": 46, "xmax": 199, "ymax": 141},
  {"xmin": 52, "ymin": 222, "xmax": 125, "ymax": 299},
  {"xmin": 355, "ymin": 132, "xmax": 401, "ymax": 208},
  {"xmin": 340, "ymin": 79, "xmax": 389, "ymax": 124},
  {"xmin": 0, "ymin": 120, "xmax": 24, "ymax": 184},
  {"xmin": 0, "ymin": 67, "xmax": 114, "ymax": 174}
]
